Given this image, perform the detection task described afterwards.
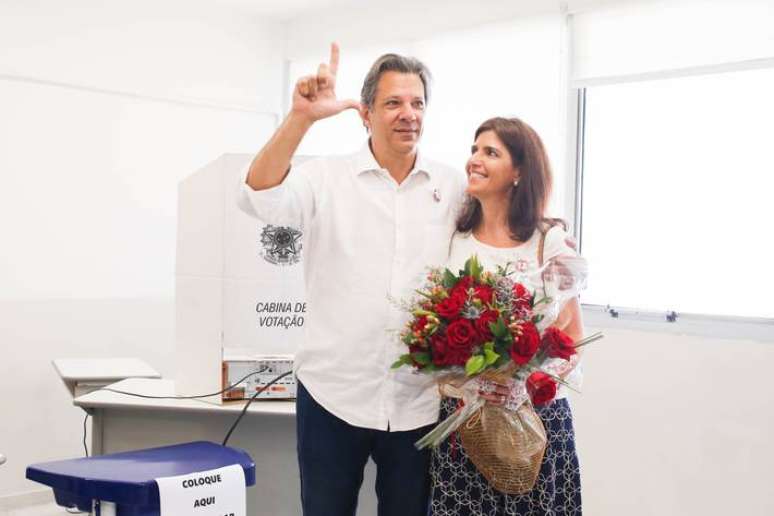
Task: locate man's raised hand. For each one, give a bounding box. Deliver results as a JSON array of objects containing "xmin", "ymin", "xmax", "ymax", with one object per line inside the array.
[{"xmin": 292, "ymin": 42, "xmax": 361, "ymax": 123}]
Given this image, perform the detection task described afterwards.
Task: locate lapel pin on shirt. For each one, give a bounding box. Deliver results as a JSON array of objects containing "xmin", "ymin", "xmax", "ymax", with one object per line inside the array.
[{"xmin": 432, "ymin": 188, "xmax": 441, "ymax": 202}]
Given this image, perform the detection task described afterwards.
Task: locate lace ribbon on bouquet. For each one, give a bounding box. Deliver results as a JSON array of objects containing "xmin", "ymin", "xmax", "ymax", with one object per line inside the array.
[{"xmin": 422, "ymin": 371, "xmax": 548, "ymax": 494}]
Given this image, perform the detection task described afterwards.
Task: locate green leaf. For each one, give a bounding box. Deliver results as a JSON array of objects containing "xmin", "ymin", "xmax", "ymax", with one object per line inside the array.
[
  {"xmin": 573, "ymin": 331, "xmax": 604, "ymax": 348},
  {"xmin": 490, "ymin": 317, "xmax": 509, "ymax": 339},
  {"xmin": 442, "ymin": 269, "xmax": 458, "ymax": 289},
  {"xmin": 463, "ymin": 258, "xmax": 473, "ymax": 277},
  {"xmin": 465, "ymin": 354, "xmax": 486, "ymax": 376},
  {"xmin": 494, "ymin": 336, "xmax": 510, "ymax": 355},
  {"xmin": 472, "ymin": 261, "xmax": 483, "ymax": 281},
  {"xmin": 391, "ymin": 355, "xmax": 411, "ymax": 369},
  {"xmin": 411, "ymin": 352, "xmax": 431, "ymax": 365},
  {"xmin": 532, "ymin": 314, "xmax": 544, "ymax": 325},
  {"xmin": 483, "ymin": 341, "xmax": 495, "ymax": 352},
  {"xmin": 463, "ymin": 255, "xmax": 484, "ymax": 281},
  {"xmin": 484, "ymin": 348, "xmax": 500, "ymax": 366},
  {"xmin": 533, "ymin": 296, "xmax": 552, "ymax": 307},
  {"xmin": 493, "ymin": 336, "xmax": 512, "ymax": 367},
  {"xmin": 493, "ymin": 354, "xmax": 510, "ymax": 368}
]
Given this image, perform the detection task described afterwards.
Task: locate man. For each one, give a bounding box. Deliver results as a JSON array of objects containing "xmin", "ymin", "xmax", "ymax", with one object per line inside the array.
[{"xmin": 237, "ymin": 43, "xmax": 465, "ymax": 516}]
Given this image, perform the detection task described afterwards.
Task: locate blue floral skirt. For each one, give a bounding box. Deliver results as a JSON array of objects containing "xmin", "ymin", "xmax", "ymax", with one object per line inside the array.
[{"xmin": 429, "ymin": 397, "xmax": 582, "ymax": 516}]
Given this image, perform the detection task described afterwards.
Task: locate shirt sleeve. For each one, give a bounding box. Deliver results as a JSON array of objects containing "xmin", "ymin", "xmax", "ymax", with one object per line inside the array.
[
  {"xmin": 235, "ymin": 158, "xmax": 320, "ymax": 230},
  {"xmin": 542, "ymin": 225, "xmax": 577, "ymax": 262}
]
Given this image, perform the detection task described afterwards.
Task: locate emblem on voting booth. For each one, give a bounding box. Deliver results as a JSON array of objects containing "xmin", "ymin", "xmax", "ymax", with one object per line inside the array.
[{"xmin": 259, "ymin": 225, "xmax": 302, "ymax": 266}]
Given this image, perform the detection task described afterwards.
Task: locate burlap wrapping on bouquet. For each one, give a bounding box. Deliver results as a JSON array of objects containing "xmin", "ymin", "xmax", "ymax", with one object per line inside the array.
[{"xmin": 455, "ymin": 370, "xmax": 548, "ymax": 495}]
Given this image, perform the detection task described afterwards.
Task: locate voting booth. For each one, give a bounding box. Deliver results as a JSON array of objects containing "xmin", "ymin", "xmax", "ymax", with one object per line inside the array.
[
  {"xmin": 26, "ymin": 441, "xmax": 255, "ymax": 516},
  {"xmin": 26, "ymin": 155, "xmax": 314, "ymax": 514},
  {"xmin": 174, "ymin": 154, "xmax": 307, "ymax": 402}
]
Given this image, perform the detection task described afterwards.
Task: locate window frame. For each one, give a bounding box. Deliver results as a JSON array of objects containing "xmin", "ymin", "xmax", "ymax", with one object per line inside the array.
[{"xmin": 572, "ymin": 63, "xmax": 774, "ymax": 337}]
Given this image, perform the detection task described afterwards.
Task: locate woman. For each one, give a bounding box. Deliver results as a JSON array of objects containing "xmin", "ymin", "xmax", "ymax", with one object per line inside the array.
[{"xmin": 429, "ymin": 117, "xmax": 585, "ymax": 515}]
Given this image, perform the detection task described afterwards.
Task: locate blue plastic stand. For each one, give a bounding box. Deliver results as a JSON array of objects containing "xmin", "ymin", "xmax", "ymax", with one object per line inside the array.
[{"xmin": 26, "ymin": 441, "xmax": 256, "ymax": 516}]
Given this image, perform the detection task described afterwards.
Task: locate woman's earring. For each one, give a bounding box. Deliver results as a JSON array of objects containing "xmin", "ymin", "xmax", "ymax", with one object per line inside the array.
[{"xmin": 513, "ymin": 178, "xmax": 519, "ymax": 187}]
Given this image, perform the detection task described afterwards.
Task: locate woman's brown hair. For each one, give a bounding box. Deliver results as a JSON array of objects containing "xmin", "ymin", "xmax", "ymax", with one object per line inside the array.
[{"xmin": 456, "ymin": 117, "xmax": 566, "ymax": 241}]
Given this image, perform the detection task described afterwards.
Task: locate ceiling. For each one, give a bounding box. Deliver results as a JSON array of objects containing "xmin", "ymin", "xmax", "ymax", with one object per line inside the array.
[
  {"xmin": 207, "ymin": 0, "xmax": 398, "ymax": 21},
  {"xmin": 193, "ymin": 0, "xmax": 633, "ymax": 23}
]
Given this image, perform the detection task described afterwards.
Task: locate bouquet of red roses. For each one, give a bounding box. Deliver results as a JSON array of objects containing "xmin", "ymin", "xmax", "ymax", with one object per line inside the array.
[{"xmin": 392, "ymin": 255, "xmax": 601, "ymax": 494}]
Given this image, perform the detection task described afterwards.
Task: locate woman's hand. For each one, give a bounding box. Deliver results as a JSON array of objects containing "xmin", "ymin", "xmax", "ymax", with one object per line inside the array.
[{"xmin": 476, "ymin": 378, "xmax": 515, "ymax": 406}]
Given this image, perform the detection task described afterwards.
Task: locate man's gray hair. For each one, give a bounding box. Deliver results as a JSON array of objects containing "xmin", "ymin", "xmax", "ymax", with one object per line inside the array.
[{"xmin": 360, "ymin": 53, "xmax": 432, "ymax": 110}]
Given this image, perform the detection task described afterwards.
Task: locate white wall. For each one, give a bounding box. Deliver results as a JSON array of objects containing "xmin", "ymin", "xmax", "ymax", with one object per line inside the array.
[
  {"xmin": 285, "ymin": 0, "xmax": 571, "ymax": 218},
  {"xmin": 0, "ymin": 0, "xmax": 282, "ymax": 500},
  {"xmin": 573, "ymin": 318, "xmax": 774, "ymax": 516},
  {"xmin": 284, "ymin": 0, "xmax": 560, "ymax": 60}
]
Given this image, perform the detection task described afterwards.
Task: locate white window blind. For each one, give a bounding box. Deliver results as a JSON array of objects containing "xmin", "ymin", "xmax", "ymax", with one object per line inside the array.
[{"xmin": 572, "ymin": 0, "xmax": 774, "ymax": 85}]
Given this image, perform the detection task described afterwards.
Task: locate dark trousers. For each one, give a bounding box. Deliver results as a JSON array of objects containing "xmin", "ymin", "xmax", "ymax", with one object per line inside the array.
[{"xmin": 296, "ymin": 382, "xmax": 434, "ymax": 516}]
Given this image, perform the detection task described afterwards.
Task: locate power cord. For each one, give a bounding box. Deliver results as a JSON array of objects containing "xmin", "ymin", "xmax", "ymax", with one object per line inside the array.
[
  {"xmin": 82, "ymin": 412, "xmax": 89, "ymax": 457},
  {"xmin": 100, "ymin": 367, "xmax": 270, "ymax": 400},
  {"xmin": 79, "ymin": 367, "xmax": 293, "ymax": 453},
  {"xmin": 221, "ymin": 371, "xmax": 292, "ymax": 446}
]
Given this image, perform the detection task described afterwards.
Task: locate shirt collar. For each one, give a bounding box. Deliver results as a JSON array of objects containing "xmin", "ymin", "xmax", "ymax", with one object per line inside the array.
[{"xmin": 353, "ymin": 140, "xmax": 432, "ymax": 179}]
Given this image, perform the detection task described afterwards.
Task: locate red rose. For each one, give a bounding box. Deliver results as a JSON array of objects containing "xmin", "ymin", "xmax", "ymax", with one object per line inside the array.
[
  {"xmin": 526, "ymin": 371, "xmax": 557, "ymax": 406},
  {"xmin": 509, "ymin": 322, "xmax": 540, "ymax": 365},
  {"xmin": 444, "ymin": 349, "xmax": 471, "ymax": 366},
  {"xmin": 452, "ymin": 276, "xmax": 473, "ymax": 298},
  {"xmin": 435, "ymin": 294, "xmax": 465, "ymax": 319},
  {"xmin": 473, "ymin": 285, "xmax": 494, "ymax": 304},
  {"xmin": 542, "ymin": 327, "xmax": 576, "ymax": 360},
  {"xmin": 447, "ymin": 319, "xmax": 478, "ymax": 349},
  {"xmin": 474, "ymin": 310, "xmax": 499, "ymax": 341},
  {"xmin": 512, "ymin": 283, "xmax": 532, "ymax": 312},
  {"xmin": 429, "ymin": 331, "xmax": 471, "ymax": 367},
  {"xmin": 451, "ymin": 288, "xmax": 468, "ymax": 304},
  {"xmin": 429, "ymin": 334, "xmax": 449, "ymax": 366}
]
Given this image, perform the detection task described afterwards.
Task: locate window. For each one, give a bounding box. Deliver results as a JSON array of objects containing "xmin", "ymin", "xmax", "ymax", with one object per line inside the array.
[{"xmin": 578, "ymin": 66, "xmax": 774, "ymax": 319}]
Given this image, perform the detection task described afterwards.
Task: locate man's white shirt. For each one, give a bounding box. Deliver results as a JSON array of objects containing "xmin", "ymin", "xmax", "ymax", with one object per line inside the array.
[{"xmin": 237, "ymin": 143, "xmax": 466, "ymax": 431}]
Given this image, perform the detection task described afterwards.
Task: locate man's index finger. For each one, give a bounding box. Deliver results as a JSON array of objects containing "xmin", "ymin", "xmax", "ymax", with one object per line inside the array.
[{"xmin": 329, "ymin": 42, "xmax": 340, "ymax": 76}]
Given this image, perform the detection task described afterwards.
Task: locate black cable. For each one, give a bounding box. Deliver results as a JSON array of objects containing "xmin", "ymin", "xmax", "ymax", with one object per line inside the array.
[
  {"xmin": 100, "ymin": 367, "xmax": 269, "ymax": 400},
  {"xmin": 222, "ymin": 371, "xmax": 292, "ymax": 446},
  {"xmin": 79, "ymin": 365, "xmax": 292, "ymax": 448},
  {"xmin": 82, "ymin": 412, "xmax": 89, "ymax": 457}
]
